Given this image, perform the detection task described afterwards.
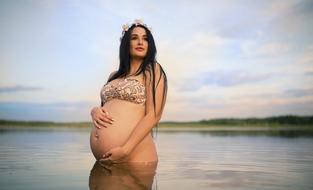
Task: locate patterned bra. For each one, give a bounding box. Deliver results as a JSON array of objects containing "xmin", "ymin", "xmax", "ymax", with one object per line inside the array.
[{"xmin": 100, "ymin": 78, "xmax": 146, "ymax": 106}]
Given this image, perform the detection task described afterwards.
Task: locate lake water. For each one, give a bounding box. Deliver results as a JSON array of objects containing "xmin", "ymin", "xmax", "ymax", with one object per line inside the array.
[{"xmin": 0, "ymin": 126, "xmax": 313, "ymax": 190}]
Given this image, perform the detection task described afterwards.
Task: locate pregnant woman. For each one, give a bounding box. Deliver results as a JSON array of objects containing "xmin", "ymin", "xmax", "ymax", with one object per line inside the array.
[{"xmin": 90, "ymin": 19, "xmax": 168, "ymax": 165}]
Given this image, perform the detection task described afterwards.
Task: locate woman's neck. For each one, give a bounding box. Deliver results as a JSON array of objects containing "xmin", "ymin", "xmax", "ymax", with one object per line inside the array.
[{"xmin": 129, "ymin": 58, "xmax": 143, "ymax": 76}]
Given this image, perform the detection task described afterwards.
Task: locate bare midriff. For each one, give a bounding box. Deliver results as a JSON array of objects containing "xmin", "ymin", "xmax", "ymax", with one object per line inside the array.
[{"xmin": 90, "ymin": 99, "xmax": 158, "ymax": 163}]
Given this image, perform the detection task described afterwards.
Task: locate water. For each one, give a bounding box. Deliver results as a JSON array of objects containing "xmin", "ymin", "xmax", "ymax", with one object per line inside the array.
[{"xmin": 0, "ymin": 126, "xmax": 313, "ymax": 190}]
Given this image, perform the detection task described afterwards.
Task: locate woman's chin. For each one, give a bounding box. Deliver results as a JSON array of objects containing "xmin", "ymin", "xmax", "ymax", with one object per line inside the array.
[{"xmin": 131, "ymin": 54, "xmax": 146, "ymax": 59}]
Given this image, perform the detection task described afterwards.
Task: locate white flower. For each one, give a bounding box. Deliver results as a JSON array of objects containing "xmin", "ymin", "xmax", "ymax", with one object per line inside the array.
[
  {"xmin": 134, "ymin": 18, "xmax": 144, "ymax": 26},
  {"xmin": 122, "ymin": 24, "xmax": 129, "ymax": 32},
  {"xmin": 121, "ymin": 19, "xmax": 152, "ymax": 39}
]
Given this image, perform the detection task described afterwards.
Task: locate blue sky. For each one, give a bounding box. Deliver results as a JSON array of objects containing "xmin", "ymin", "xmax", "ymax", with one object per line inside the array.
[{"xmin": 0, "ymin": 0, "xmax": 312, "ymax": 122}]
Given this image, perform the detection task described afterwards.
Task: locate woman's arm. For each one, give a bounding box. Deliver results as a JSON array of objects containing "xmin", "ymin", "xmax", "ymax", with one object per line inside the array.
[
  {"xmin": 91, "ymin": 70, "xmax": 118, "ymax": 128},
  {"xmin": 123, "ymin": 64, "xmax": 167, "ymax": 154},
  {"xmin": 101, "ymin": 63, "xmax": 167, "ymax": 162}
]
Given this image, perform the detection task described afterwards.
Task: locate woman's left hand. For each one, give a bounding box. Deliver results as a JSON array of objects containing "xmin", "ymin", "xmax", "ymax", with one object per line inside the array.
[{"xmin": 100, "ymin": 146, "xmax": 128, "ymax": 164}]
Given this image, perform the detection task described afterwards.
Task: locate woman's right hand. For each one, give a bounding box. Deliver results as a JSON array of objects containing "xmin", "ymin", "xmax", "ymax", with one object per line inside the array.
[{"xmin": 90, "ymin": 106, "xmax": 115, "ymax": 129}]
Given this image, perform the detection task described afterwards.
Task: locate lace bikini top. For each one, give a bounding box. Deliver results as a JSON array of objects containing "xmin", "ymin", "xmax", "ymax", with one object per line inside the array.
[{"xmin": 100, "ymin": 78, "xmax": 146, "ymax": 106}]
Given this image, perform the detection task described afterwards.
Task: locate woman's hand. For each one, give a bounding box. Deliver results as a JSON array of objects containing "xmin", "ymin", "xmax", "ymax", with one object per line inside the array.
[
  {"xmin": 99, "ymin": 146, "xmax": 129, "ymax": 164},
  {"xmin": 90, "ymin": 106, "xmax": 115, "ymax": 129}
]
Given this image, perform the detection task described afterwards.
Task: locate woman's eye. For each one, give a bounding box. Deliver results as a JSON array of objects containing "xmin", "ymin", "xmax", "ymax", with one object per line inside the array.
[{"xmin": 131, "ymin": 36, "xmax": 147, "ymax": 41}]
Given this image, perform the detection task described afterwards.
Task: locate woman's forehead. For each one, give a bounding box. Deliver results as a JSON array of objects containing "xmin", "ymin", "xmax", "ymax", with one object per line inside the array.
[{"xmin": 131, "ymin": 27, "xmax": 147, "ymax": 35}]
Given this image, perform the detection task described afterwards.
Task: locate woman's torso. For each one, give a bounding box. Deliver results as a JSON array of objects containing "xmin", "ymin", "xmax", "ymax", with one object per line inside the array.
[{"xmin": 90, "ymin": 76, "xmax": 158, "ymax": 163}]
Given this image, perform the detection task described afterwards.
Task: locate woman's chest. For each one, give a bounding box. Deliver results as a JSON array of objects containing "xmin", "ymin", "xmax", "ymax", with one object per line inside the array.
[{"xmin": 101, "ymin": 78, "xmax": 146, "ymax": 105}]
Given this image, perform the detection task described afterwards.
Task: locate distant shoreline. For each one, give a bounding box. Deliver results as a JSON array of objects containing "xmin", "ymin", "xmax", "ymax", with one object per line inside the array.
[{"xmin": 1, "ymin": 115, "xmax": 312, "ymax": 129}]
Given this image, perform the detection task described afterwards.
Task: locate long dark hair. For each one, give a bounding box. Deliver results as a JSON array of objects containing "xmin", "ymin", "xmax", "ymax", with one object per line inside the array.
[{"xmin": 102, "ymin": 23, "xmax": 168, "ymax": 138}]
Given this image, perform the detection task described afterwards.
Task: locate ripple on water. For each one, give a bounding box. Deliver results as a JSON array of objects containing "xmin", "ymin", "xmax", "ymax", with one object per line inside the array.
[{"xmin": 0, "ymin": 128, "xmax": 313, "ymax": 190}]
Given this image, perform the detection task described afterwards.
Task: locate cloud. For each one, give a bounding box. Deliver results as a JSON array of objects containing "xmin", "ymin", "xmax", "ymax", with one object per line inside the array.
[
  {"xmin": 305, "ymin": 71, "xmax": 313, "ymax": 76},
  {"xmin": 264, "ymin": 0, "xmax": 313, "ymax": 40},
  {"xmin": 1, "ymin": 0, "xmax": 312, "ymax": 122},
  {"xmin": 299, "ymin": 45, "xmax": 313, "ymax": 64},
  {"xmin": 203, "ymin": 70, "xmax": 272, "ymax": 87},
  {"xmin": 0, "ymin": 101, "xmax": 95, "ymax": 122},
  {"xmin": 0, "ymin": 85, "xmax": 43, "ymax": 93},
  {"xmin": 240, "ymin": 41, "xmax": 292, "ymax": 58},
  {"xmin": 175, "ymin": 70, "xmax": 273, "ymax": 91},
  {"xmin": 163, "ymin": 92, "xmax": 313, "ymax": 121},
  {"xmin": 284, "ymin": 88, "xmax": 313, "ymax": 98}
]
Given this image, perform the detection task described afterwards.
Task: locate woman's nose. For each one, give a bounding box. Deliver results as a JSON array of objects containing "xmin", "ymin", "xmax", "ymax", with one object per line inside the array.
[{"xmin": 138, "ymin": 38, "xmax": 143, "ymax": 44}]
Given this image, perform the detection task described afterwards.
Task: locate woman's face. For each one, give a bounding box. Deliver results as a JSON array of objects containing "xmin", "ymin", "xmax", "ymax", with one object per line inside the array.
[{"xmin": 129, "ymin": 26, "xmax": 148, "ymax": 59}]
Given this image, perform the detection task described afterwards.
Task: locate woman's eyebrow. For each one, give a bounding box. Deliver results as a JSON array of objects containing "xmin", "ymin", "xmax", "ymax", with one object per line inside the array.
[{"xmin": 131, "ymin": 34, "xmax": 147, "ymax": 37}]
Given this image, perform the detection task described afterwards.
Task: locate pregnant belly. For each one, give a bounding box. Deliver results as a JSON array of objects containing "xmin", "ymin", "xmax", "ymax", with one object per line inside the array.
[{"xmin": 90, "ymin": 100, "xmax": 145, "ymax": 160}]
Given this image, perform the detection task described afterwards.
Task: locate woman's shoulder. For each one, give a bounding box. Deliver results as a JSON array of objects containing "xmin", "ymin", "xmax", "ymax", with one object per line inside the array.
[
  {"xmin": 145, "ymin": 62, "xmax": 164, "ymax": 75},
  {"xmin": 106, "ymin": 70, "xmax": 118, "ymax": 82},
  {"xmin": 144, "ymin": 62, "xmax": 167, "ymax": 85},
  {"xmin": 109, "ymin": 70, "xmax": 118, "ymax": 78}
]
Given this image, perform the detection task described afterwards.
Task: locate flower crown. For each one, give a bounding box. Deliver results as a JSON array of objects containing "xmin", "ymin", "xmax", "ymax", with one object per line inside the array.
[{"xmin": 121, "ymin": 19, "xmax": 152, "ymax": 38}]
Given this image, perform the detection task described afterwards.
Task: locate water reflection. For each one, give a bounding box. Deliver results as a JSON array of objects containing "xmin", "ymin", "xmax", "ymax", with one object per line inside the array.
[
  {"xmin": 160, "ymin": 128, "xmax": 313, "ymax": 138},
  {"xmin": 89, "ymin": 161, "xmax": 157, "ymax": 190},
  {"xmin": 200, "ymin": 129, "xmax": 313, "ymax": 138},
  {"xmin": 1, "ymin": 127, "xmax": 312, "ymax": 190}
]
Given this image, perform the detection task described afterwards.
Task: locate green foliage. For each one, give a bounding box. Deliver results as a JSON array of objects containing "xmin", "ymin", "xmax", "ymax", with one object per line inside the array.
[
  {"xmin": 161, "ymin": 115, "xmax": 313, "ymax": 127},
  {"xmin": 0, "ymin": 120, "xmax": 91, "ymax": 127},
  {"xmin": 0, "ymin": 115, "xmax": 312, "ymax": 128}
]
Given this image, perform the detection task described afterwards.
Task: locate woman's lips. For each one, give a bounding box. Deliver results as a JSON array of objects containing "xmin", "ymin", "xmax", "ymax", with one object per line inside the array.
[{"xmin": 135, "ymin": 47, "xmax": 144, "ymax": 52}]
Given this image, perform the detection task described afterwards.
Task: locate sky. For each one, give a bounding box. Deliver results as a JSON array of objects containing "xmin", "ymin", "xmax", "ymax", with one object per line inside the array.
[{"xmin": 0, "ymin": 0, "xmax": 312, "ymax": 122}]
